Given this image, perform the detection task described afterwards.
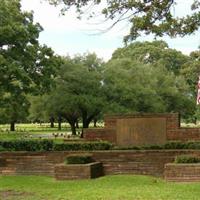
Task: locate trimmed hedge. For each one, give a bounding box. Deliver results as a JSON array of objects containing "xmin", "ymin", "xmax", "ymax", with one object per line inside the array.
[
  {"xmin": 113, "ymin": 141, "xmax": 200, "ymax": 150},
  {"xmin": 53, "ymin": 142, "xmax": 112, "ymax": 151},
  {"xmin": 65, "ymin": 154, "xmax": 94, "ymax": 164},
  {"xmin": 0, "ymin": 140, "xmax": 112, "ymax": 151},
  {"xmin": 163, "ymin": 141, "xmax": 200, "ymax": 149},
  {"xmin": 175, "ymin": 155, "xmax": 200, "ymax": 164},
  {"xmin": 0, "ymin": 140, "xmax": 53, "ymax": 151},
  {"xmin": 2, "ymin": 140, "xmax": 200, "ymax": 152}
]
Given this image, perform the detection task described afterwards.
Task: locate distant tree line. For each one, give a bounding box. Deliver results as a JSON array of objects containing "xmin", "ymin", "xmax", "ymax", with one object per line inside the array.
[{"xmin": 1, "ymin": 0, "xmax": 200, "ymax": 133}]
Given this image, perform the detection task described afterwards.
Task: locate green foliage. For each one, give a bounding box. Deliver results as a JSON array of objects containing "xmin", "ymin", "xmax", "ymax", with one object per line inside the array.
[
  {"xmin": 179, "ymin": 50, "xmax": 200, "ymax": 122},
  {"xmin": 0, "ymin": 140, "xmax": 53, "ymax": 151},
  {"xmin": 0, "ymin": 0, "xmax": 59, "ymax": 129},
  {"xmin": 175, "ymin": 155, "xmax": 200, "ymax": 164},
  {"xmin": 44, "ymin": 53, "xmax": 105, "ymax": 134},
  {"xmin": 46, "ymin": 0, "xmax": 200, "ymax": 42},
  {"xmin": 113, "ymin": 141, "xmax": 200, "ymax": 150},
  {"xmin": 112, "ymin": 41, "xmax": 189, "ymax": 75},
  {"xmin": 65, "ymin": 154, "xmax": 94, "ymax": 164},
  {"xmin": 2, "ymin": 175, "xmax": 200, "ymax": 199},
  {"xmin": 53, "ymin": 141, "xmax": 112, "ymax": 151},
  {"xmin": 103, "ymin": 42, "xmax": 195, "ymax": 118},
  {"xmin": 27, "ymin": 95, "xmax": 49, "ymax": 123},
  {"xmin": 0, "ymin": 140, "xmax": 112, "ymax": 151},
  {"xmin": 164, "ymin": 141, "xmax": 200, "ymax": 149},
  {"xmin": 29, "ymin": 41, "xmax": 196, "ymax": 129},
  {"xmin": 181, "ymin": 50, "xmax": 200, "ymax": 95},
  {"xmin": 0, "ymin": 145, "xmax": 6, "ymax": 151}
]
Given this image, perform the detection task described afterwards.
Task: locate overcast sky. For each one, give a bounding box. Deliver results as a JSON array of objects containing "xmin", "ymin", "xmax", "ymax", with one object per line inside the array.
[{"xmin": 21, "ymin": 0, "xmax": 200, "ymax": 61}]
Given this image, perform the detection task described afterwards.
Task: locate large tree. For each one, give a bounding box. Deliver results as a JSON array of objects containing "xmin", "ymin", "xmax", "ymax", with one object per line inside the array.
[
  {"xmin": 112, "ymin": 40, "xmax": 190, "ymax": 75},
  {"xmin": 180, "ymin": 50, "xmax": 200, "ymax": 122},
  {"xmin": 0, "ymin": 0, "xmax": 58, "ymax": 131},
  {"xmin": 44, "ymin": 53, "xmax": 105, "ymax": 134},
  {"xmin": 47, "ymin": 0, "xmax": 200, "ymax": 42},
  {"xmin": 103, "ymin": 41, "xmax": 195, "ymax": 118}
]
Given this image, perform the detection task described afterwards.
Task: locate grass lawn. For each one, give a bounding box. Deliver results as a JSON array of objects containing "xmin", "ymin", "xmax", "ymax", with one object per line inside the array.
[
  {"xmin": 0, "ymin": 123, "xmax": 72, "ymax": 134},
  {"xmin": 0, "ymin": 122, "xmax": 103, "ymax": 141},
  {"xmin": 0, "ymin": 123, "xmax": 79, "ymax": 141},
  {"xmin": 0, "ymin": 175, "xmax": 200, "ymax": 200},
  {"xmin": 0, "ymin": 121, "xmax": 197, "ymax": 141}
]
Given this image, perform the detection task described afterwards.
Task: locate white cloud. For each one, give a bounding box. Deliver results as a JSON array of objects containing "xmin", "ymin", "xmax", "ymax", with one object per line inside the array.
[
  {"xmin": 21, "ymin": 0, "xmax": 125, "ymax": 60},
  {"xmin": 21, "ymin": 0, "xmax": 200, "ymax": 61}
]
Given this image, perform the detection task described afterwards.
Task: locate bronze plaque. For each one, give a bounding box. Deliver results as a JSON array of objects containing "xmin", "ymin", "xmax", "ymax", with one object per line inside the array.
[{"xmin": 116, "ymin": 118, "xmax": 166, "ymax": 146}]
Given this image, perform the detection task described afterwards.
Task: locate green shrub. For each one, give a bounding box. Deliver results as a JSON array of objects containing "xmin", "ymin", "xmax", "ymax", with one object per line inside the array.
[
  {"xmin": 0, "ymin": 145, "xmax": 5, "ymax": 151},
  {"xmin": 65, "ymin": 154, "xmax": 94, "ymax": 164},
  {"xmin": 142, "ymin": 144, "xmax": 163, "ymax": 150},
  {"xmin": 53, "ymin": 141, "xmax": 112, "ymax": 151},
  {"xmin": 113, "ymin": 144, "xmax": 164, "ymax": 150},
  {"xmin": 0, "ymin": 140, "xmax": 112, "ymax": 151},
  {"xmin": 0, "ymin": 140, "xmax": 54, "ymax": 151},
  {"xmin": 163, "ymin": 141, "xmax": 200, "ymax": 150},
  {"xmin": 112, "ymin": 146, "xmax": 141, "ymax": 150},
  {"xmin": 113, "ymin": 142, "xmax": 200, "ymax": 150},
  {"xmin": 175, "ymin": 155, "xmax": 200, "ymax": 164}
]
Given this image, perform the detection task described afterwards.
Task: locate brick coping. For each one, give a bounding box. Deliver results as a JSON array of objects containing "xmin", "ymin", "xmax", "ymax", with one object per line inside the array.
[
  {"xmin": 55, "ymin": 162, "xmax": 101, "ymax": 167},
  {"xmin": 165, "ymin": 163, "xmax": 200, "ymax": 166},
  {"xmin": 2, "ymin": 149, "xmax": 200, "ymax": 155},
  {"xmin": 105, "ymin": 113, "xmax": 176, "ymax": 118}
]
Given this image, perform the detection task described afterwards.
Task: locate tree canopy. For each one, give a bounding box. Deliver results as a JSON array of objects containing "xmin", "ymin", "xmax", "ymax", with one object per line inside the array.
[
  {"xmin": 104, "ymin": 41, "xmax": 195, "ymax": 118},
  {"xmin": 112, "ymin": 40, "xmax": 189, "ymax": 74},
  {"xmin": 47, "ymin": 0, "xmax": 200, "ymax": 42},
  {"xmin": 1, "ymin": 0, "xmax": 199, "ymax": 132},
  {"xmin": 0, "ymin": 0, "xmax": 59, "ymax": 130},
  {"xmin": 29, "ymin": 41, "xmax": 198, "ymax": 132},
  {"xmin": 41, "ymin": 53, "xmax": 105, "ymax": 134}
]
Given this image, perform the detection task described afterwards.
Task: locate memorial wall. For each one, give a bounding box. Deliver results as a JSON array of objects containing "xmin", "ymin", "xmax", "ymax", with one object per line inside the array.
[{"xmin": 83, "ymin": 113, "xmax": 200, "ymax": 146}]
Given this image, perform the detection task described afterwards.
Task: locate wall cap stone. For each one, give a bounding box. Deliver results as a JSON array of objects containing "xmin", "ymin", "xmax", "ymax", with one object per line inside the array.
[{"xmin": 105, "ymin": 112, "xmax": 179, "ymax": 118}]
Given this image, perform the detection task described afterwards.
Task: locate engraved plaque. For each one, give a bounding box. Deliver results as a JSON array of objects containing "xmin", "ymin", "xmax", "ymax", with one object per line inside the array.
[{"xmin": 116, "ymin": 118, "xmax": 166, "ymax": 146}]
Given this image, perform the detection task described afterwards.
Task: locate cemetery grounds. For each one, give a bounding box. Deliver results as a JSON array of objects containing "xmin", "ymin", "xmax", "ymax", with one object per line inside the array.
[{"xmin": 1, "ymin": 123, "xmax": 200, "ymax": 200}]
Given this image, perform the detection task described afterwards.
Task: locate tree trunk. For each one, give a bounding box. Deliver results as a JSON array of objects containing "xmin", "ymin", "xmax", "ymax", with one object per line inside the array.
[
  {"xmin": 82, "ymin": 111, "xmax": 88, "ymax": 128},
  {"xmin": 75, "ymin": 120, "xmax": 79, "ymax": 129},
  {"xmin": 70, "ymin": 123, "xmax": 76, "ymax": 135},
  {"xmin": 64, "ymin": 114, "xmax": 78, "ymax": 135},
  {"xmin": 50, "ymin": 116, "xmax": 54, "ymax": 128},
  {"xmin": 82, "ymin": 110, "xmax": 100, "ymax": 129},
  {"xmin": 94, "ymin": 118, "xmax": 97, "ymax": 127},
  {"xmin": 10, "ymin": 121, "xmax": 15, "ymax": 132},
  {"xmin": 193, "ymin": 117, "xmax": 197, "ymax": 125},
  {"xmin": 82, "ymin": 118, "xmax": 90, "ymax": 128},
  {"xmin": 58, "ymin": 115, "xmax": 62, "ymax": 130},
  {"xmin": 80, "ymin": 129, "xmax": 83, "ymax": 138}
]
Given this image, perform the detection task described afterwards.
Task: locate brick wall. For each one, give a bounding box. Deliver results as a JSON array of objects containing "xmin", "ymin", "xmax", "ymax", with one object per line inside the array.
[
  {"xmin": 54, "ymin": 162, "xmax": 103, "ymax": 180},
  {"xmin": 1, "ymin": 150, "xmax": 200, "ymax": 177},
  {"xmin": 84, "ymin": 113, "xmax": 200, "ymax": 144},
  {"xmin": 0, "ymin": 152, "xmax": 63, "ymax": 176},
  {"xmin": 83, "ymin": 128, "xmax": 116, "ymax": 143},
  {"xmin": 167, "ymin": 128, "xmax": 200, "ymax": 141},
  {"xmin": 165, "ymin": 163, "xmax": 200, "ymax": 182}
]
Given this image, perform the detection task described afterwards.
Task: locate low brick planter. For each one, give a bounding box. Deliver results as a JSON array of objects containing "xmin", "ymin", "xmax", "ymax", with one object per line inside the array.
[
  {"xmin": 165, "ymin": 163, "xmax": 200, "ymax": 182},
  {"xmin": 54, "ymin": 162, "xmax": 103, "ymax": 180}
]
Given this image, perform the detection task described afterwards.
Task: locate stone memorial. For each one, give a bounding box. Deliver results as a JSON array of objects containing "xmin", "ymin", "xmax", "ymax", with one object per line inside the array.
[
  {"xmin": 83, "ymin": 113, "xmax": 178, "ymax": 146},
  {"xmin": 116, "ymin": 117, "xmax": 166, "ymax": 146}
]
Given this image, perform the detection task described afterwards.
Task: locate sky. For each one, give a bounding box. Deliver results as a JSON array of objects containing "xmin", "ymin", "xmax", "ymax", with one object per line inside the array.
[{"xmin": 21, "ymin": 0, "xmax": 200, "ymax": 61}]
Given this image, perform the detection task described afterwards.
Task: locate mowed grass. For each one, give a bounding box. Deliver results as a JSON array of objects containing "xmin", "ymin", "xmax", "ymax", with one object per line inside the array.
[
  {"xmin": 0, "ymin": 123, "xmax": 72, "ymax": 133},
  {"xmin": 0, "ymin": 123, "xmax": 78, "ymax": 141},
  {"xmin": 0, "ymin": 122, "xmax": 196, "ymax": 141},
  {"xmin": 0, "ymin": 122, "xmax": 104, "ymax": 141},
  {"xmin": 0, "ymin": 175, "xmax": 200, "ymax": 200}
]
